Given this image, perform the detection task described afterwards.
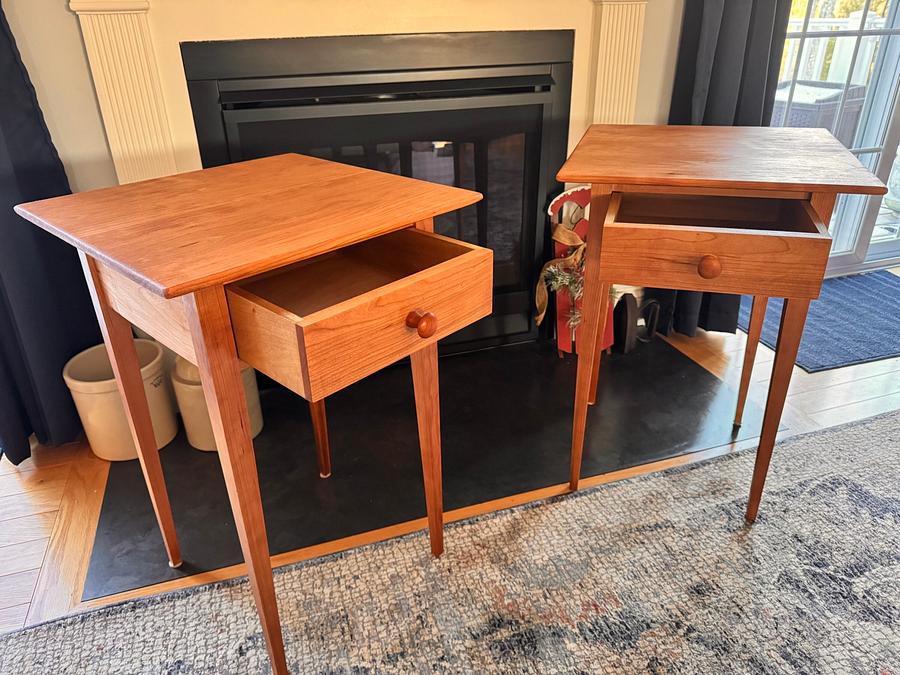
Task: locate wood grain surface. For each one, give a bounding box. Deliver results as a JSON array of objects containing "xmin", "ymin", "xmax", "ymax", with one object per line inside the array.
[
  {"xmin": 26, "ymin": 444, "xmax": 108, "ymax": 626},
  {"xmin": 558, "ymin": 125, "xmax": 887, "ymax": 195},
  {"xmin": 734, "ymin": 295, "xmax": 768, "ymax": 427},
  {"xmin": 746, "ymin": 297, "xmax": 811, "ymax": 522},
  {"xmin": 410, "ymin": 343, "xmax": 444, "ymax": 557},
  {"xmin": 228, "ymin": 229, "xmax": 493, "ymax": 401},
  {"xmin": 15, "ymin": 154, "xmax": 482, "ymax": 299},
  {"xmin": 598, "ymin": 195, "xmax": 832, "ymax": 298},
  {"xmin": 82, "ymin": 255, "xmax": 182, "ymax": 568},
  {"xmin": 93, "ymin": 260, "xmax": 197, "ymax": 363},
  {"xmin": 185, "ymin": 286, "xmax": 288, "ymax": 673}
]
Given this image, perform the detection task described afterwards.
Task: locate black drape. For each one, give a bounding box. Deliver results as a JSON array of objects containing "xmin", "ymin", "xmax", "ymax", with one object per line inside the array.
[
  {"xmin": 650, "ymin": 0, "xmax": 791, "ymax": 336},
  {"xmin": 0, "ymin": 5, "xmax": 101, "ymax": 464}
]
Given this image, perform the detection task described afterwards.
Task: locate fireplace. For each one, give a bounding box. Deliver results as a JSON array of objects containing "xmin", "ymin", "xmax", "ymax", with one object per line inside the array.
[{"xmin": 182, "ymin": 31, "xmax": 573, "ymax": 350}]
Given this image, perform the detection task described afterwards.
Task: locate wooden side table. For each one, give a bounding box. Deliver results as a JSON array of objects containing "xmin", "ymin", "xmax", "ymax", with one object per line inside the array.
[
  {"xmin": 15, "ymin": 154, "xmax": 489, "ymax": 674},
  {"xmin": 557, "ymin": 125, "xmax": 886, "ymax": 520}
]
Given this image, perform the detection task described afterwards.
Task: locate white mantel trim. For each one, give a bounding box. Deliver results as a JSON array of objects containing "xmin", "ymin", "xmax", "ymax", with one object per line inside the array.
[
  {"xmin": 70, "ymin": 0, "xmax": 176, "ymax": 184},
  {"xmin": 72, "ymin": 0, "xmax": 647, "ymax": 184},
  {"xmin": 69, "ymin": 1, "xmax": 149, "ymax": 14},
  {"xmin": 590, "ymin": 0, "xmax": 647, "ymax": 124}
]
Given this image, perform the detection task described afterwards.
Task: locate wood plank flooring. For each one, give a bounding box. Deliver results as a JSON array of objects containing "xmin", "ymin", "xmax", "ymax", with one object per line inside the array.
[
  {"xmin": 1, "ymin": 301, "xmax": 898, "ymax": 633},
  {"xmin": 0, "ymin": 441, "xmax": 109, "ymax": 632}
]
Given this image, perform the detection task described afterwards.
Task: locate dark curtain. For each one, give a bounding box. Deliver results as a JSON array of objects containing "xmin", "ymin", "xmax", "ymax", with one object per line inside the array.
[
  {"xmin": 649, "ymin": 0, "xmax": 791, "ymax": 336},
  {"xmin": 0, "ymin": 5, "xmax": 101, "ymax": 464}
]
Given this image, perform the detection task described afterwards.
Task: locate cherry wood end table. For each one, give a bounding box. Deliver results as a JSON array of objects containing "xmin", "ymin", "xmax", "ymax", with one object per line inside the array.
[
  {"xmin": 15, "ymin": 154, "xmax": 490, "ymax": 674},
  {"xmin": 557, "ymin": 125, "xmax": 886, "ymax": 518}
]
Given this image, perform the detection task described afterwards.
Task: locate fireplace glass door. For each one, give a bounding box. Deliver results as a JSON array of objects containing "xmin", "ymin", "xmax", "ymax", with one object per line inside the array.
[{"xmin": 222, "ymin": 95, "xmax": 550, "ymax": 346}]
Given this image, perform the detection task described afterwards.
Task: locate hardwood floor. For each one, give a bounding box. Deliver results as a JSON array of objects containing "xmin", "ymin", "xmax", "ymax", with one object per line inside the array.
[
  {"xmin": 1, "ymin": 308, "xmax": 899, "ymax": 633},
  {"xmin": 0, "ymin": 441, "xmax": 108, "ymax": 632},
  {"xmin": 662, "ymin": 329, "xmax": 900, "ymax": 435}
]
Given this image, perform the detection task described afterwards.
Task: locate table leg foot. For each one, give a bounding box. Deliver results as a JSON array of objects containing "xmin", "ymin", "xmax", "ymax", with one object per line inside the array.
[
  {"xmin": 185, "ymin": 287, "xmax": 288, "ymax": 675},
  {"xmin": 309, "ymin": 399, "xmax": 332, "ymax": 478},
  {"xmin": 587, "ymin": 286, "xmax": 611, "ymax": 407},
  {"xmin": 735, "ymin": 295, "xmax": 767, "ymax": 428},
  {"xmin": 81, "ymin": 254, "xmax": 182, "ymax": 568},
  {"xmin": 410, "ymin": 343, "xmax": 444, "ymax": 557},
  {"xmin": 570, "ymin": 187, "xmax": 612, "ymax": 491},
  {"xmin": 572, "ymin": 286, "xmax": 607, "ymax": 490},
  {"xmin": 746, "ymin": 297, "xmax": 809, "ymax": 523}
]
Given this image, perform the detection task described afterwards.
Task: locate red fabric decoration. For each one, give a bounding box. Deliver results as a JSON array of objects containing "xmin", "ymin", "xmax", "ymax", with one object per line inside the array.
[{"xmin": 547, "ymin": 187, "xmax": 615, "ymax": 355}]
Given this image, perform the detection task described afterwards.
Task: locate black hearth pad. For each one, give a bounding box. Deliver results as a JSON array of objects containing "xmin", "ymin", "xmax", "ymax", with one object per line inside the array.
[{"xmin": 84, "ymin": 340, "xmax": 765, "ymax": 600}]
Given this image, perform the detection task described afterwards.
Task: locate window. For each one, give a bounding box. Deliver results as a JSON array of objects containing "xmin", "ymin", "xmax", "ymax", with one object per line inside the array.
[{"xmin": 773, "ymin": 0, "xmax": 900, "ymax": 270}]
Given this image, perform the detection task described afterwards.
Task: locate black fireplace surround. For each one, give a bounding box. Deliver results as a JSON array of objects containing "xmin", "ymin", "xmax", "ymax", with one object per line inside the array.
[{"xmin": 182, "ymin": 31, "xmax": 573, "ymax": 350}]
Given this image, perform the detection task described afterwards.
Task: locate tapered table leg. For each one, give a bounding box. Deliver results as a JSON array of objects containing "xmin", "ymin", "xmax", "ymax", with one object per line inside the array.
[
  {"xmin": 746, "ymin": 297, "xmax": 810, "ymax": 523},
  {"xmin": 734, "ymin": 295, "xmax": 768, "ymax": 427},
  {"xmin": 184, "ymin": 286, "xmax": 288, "ymax": 675},
  {"xmin": 309, "ymin": 400, "xmax": 331, "ymax": 478},
  {"xmin": 587, "ymin": 285, "xmax": 612, "ymax": 406},
  {"xmin": 81, "ymin": 254, "xmax": 182, "ymax": 568},
  {"xmin": 570, "ymin": 186, "xmax": 612, "ymax": 490},
  {"xmin": 410, "ymin": 343, "xmax": 444, "ymax": 557}
]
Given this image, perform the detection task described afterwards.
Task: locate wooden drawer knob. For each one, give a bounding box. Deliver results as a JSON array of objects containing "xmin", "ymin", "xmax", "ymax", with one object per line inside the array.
[
  {"xmin": 697, "ymin": 255, "xmax": 722, "ymax": 279},
  {"xmin": 406, "ymin": 310, "xmax": 437, "ymax": 338}
]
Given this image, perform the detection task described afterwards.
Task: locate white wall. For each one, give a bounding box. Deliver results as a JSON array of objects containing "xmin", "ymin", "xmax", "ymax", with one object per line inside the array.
[
  {"xmin": 635, "ymin": 0, "xmax": 683, "ymax": 123},
  {"xmin": 5, "ymin": 0, "xmax": 683, "ymax": 191},
  {"xmin": 147, "ymin": 0, "xmax": 599, "ymax": 173},
  {"xmin": 4, "ymin": 0, "xmax": 117, "ymax": 192}
]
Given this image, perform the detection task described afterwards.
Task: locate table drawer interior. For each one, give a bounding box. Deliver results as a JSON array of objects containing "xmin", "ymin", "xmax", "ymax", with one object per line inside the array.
[
  {"xmin": 600, "ymin": 193, "xmax": 832, "ymax": 297},
  {"xmin": 614, "ymin": 193, "xmax": 826, "ymax": 234},
  {"xmin": 226, "ymin": 228, "xmax": 492, "ymax": 400}
]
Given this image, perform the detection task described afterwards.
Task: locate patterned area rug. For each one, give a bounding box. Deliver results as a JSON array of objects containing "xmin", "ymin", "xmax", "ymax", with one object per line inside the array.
[{"xmin": 2, "ymin": 413, "xmax": 899, "ymax": 674}]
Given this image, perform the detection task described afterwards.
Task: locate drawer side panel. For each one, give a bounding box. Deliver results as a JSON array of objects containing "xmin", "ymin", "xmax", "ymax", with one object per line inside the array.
[{"xmin": 226, "ymin": 288, "xmax": 308, "ymax": 398}]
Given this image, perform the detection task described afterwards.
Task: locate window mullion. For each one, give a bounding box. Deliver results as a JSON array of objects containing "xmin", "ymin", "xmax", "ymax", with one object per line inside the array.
[
  {"xmin": 833, "ymin": 0, "xmax": 873, "ymax": 143},
  {"xmin": 781, "ymin": 0, "xmax": 817, "ymax": 129}
]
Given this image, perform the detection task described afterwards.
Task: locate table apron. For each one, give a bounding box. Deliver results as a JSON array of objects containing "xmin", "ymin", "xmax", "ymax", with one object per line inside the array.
[{"xmin": 91, "ymin": 260, "xmax": 197, "ymax": 364}]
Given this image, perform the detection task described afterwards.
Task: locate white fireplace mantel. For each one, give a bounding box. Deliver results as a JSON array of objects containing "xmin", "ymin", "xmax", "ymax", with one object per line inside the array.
[
  {"xmin": 70, "ymin": 0, "xmax": 177, "ymax": 184},
  {"xmin": 70, "ymin": 0, "xmax": 647, "ymax": 185},
  {"xmin": 590, "ymin": 0, "xmax": 647, "ymax": 125}
]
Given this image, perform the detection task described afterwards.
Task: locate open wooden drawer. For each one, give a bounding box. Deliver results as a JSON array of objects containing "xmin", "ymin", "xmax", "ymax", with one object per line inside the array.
[
  {"xmin": 226, "ymin": 228, "xmax": 493, "ymax": 401},
  {"xmin": 599, "ymin": 193, "xmax": 833, "ymax": 298}
]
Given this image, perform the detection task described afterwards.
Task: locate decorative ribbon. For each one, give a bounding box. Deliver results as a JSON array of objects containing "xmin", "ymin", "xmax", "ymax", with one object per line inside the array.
[{"xmin": 534, "ymin": 222, "xmax": 587, "ymax": 326}]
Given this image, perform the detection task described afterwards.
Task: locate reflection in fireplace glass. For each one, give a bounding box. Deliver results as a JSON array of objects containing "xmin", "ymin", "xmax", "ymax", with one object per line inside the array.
[
  {"xmin": 308, "ymin": 136, "xmax": 525, "ymax": 289},
  {"xmin": 183, "ymin": 31, "xmax": 574, "ymax": 348}
]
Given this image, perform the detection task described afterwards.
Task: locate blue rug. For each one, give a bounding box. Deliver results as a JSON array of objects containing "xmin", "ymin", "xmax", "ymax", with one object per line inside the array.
[{"xmin": 738, "ymin": 270, "xmax": 900, "ymax": 373}]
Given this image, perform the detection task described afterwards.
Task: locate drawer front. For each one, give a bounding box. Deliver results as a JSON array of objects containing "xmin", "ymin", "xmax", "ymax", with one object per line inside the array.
[
  {"xmin": 599, "ymin": 222, "xmax": 831, "ymax": 298},
  {"xmin": 300, "ymin": 247, "xmax": 492, "ymax": 399}
]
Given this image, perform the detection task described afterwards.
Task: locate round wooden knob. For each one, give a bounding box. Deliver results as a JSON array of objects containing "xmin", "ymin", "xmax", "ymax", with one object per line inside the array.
[
  {"xmin": 405, "ymin": 310, "xmax": 437, "ymax": 338},
  {"xmin": 697, "ymin": 255, "xmax": 722, "ymax": 279}
]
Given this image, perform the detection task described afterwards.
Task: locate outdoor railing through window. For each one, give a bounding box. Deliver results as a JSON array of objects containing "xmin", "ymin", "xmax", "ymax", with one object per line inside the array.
[{"xmin": 772, "ymin": 0, "xmax": 900, "ymax": 266}]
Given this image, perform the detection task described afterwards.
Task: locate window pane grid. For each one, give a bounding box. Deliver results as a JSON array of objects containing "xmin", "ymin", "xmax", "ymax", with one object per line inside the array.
[
  {"xmin": 780, "ymin": 0, "xmax": 817, "ymax": 122},
  {"xmin": 779, "ymin": 0, "xmax": 900, "ymax": 263},
  {"xmin": 778, "ymin": 1, "xmax": 900, "ymax": 146}
]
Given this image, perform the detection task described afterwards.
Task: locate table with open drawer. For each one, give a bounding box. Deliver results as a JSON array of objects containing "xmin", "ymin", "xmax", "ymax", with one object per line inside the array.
[
  {"xmin": 227, "ymin": 228, "xmax": 492, "ymax": 402},
  {"xmin": 557, "ymin": 124, "xmax": 887, "ymax": 524},
  {"xmin": 14, "ymin": 153, "xmax": 488, "ymax": 675}
]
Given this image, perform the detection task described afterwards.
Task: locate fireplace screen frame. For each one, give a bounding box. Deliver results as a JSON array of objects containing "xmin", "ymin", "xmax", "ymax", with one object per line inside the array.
[{"xmin": 182, "ymin": 31, "xmax": 573, "ymax": 350}]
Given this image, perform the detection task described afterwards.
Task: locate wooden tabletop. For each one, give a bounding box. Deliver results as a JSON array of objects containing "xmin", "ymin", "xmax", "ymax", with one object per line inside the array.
[
  {"xmin": 557, "ymin": 125, "xmax": 887, "ymax": 195},
  {"xmin": 15, "ymin": 154, "xmax": 482, "ymax": 298}
]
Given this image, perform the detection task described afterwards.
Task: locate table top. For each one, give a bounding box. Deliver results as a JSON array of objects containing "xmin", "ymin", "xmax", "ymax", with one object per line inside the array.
[
  {"xmin": 15, "ymin": 154, "xmax": 482, "ymax": 298},
  {"xmin": 557, "ymin": 125, "xmax": 887, "ymax": 195}
]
